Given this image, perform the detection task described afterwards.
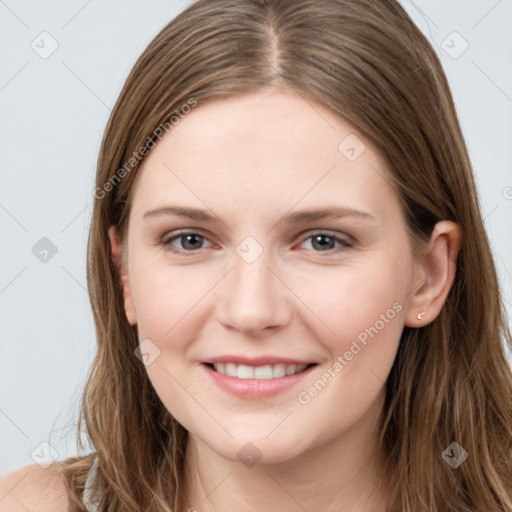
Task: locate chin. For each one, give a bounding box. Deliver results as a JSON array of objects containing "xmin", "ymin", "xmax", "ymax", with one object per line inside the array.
[{"xmin": 201, "ymin": 432, "xmax": 308, "ymax": 467}]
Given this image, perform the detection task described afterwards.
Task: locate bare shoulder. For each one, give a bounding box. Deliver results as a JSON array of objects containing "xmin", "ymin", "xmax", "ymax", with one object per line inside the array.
[{"xmin": 0, "ymin": 462, "xmax": 71, "ymax": 512}]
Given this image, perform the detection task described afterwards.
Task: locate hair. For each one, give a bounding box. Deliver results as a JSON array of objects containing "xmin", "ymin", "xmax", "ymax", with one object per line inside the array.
[{"xmin": 59, "ymin": 0, "xmax": 512, "ymax": 510}]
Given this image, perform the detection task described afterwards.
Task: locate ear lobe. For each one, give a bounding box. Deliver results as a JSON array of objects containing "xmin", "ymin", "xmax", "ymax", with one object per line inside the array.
[
  {"xmin": 404, "ymin": 220, "xmax": 462, "ymax": 327},
  {"xmin": 108, "ymin": 226, "xmax": 137, "ymax": 326}
]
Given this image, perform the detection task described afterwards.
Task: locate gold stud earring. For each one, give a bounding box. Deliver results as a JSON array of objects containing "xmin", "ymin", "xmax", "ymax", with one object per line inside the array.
[{"xmin": 417, "ymin": 311, "xmax": 426, "ymax": 320}]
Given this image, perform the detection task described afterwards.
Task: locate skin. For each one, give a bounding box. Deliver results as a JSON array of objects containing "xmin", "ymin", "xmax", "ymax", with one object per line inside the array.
[{"xmin": 109, "ymin": 87, "xmax": 461, "ymax": 511}]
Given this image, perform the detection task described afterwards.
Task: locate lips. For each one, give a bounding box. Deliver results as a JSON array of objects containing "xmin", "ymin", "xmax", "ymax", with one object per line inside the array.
[{"xmin": 201, "ymin": 359, "xmax": 317, "ymax": 399}]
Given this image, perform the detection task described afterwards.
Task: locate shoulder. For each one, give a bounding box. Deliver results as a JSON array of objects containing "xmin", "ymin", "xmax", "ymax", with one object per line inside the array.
[{"xmin": 0, "ymin": 462, "xmax": 70, "ymax": 512}]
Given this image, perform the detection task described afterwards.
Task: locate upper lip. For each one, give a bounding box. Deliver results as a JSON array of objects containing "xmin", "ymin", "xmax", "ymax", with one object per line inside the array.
[{"xmin": 203, "ymin": 355, "xmax": 316, "ymax": 366}]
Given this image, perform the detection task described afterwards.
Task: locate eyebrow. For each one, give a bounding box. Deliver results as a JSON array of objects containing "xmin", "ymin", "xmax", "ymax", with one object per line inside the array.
[{"xmin": 143, "ymin": 205, "xmax": 376, "ymax": 223}]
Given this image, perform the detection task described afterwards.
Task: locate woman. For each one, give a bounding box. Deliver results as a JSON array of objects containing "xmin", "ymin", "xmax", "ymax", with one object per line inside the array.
[{"xmin": 2, "ymin": 0, "xmax": 511, "ymax": 510}]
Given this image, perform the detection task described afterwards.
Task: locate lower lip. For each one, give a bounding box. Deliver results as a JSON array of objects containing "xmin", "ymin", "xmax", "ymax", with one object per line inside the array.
[{"xmin": 201, "ymin": 363, "xmax": 316, "ymax": 399}]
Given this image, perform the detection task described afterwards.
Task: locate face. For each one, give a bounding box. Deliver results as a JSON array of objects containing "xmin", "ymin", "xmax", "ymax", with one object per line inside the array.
[{"xmin": 111, "ymin": 87, "xmax": 424, "ymax": 465}]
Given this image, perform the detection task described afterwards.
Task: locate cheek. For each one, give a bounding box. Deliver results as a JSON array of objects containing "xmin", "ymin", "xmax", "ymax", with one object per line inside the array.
[
  {"xmin": 291, "ymin": 248, "xmax": 409, "ymax": 347},
  {"xmin": 128, "ymin": 263, "xmax": 214, "ymax": 426},
  {"xmin": 290, "ymin": 258, "xmax": 407, "ymax": 437},
  {"xmin": 129, "ymin": 255, "xmax": 213, "ymax": 341}
]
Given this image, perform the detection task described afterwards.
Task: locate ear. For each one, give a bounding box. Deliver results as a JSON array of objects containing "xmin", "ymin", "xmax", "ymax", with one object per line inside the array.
[
  {"xmin": 108, "ymin": 226, "xmax": 137, "ymax": 326},
  {"xmin": 404, "ymin": 220, "xmax": 462, "ymax": 327}
]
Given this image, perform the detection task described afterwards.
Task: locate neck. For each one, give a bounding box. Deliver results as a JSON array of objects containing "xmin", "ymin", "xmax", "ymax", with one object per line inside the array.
[{"xmin": 179, "ymin": 390, "xmax": 392, "ymax": 512}]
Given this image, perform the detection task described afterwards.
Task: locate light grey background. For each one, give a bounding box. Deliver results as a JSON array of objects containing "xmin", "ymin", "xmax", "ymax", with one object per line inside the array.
[{"xmin": 0, "ymin": 0, "xmax": 511, "ymax": 474}]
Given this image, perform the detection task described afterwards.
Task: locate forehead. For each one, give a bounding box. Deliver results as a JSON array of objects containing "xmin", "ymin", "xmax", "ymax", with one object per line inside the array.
[{"xmin": 130, "ymin": 88, "xmax": 400, "ymax": 223}]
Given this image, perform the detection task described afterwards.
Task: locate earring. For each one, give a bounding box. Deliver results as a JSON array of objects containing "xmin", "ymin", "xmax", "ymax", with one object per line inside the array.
[{"xmin": 417, "ymin": 311, "xmax": 426, "ymax": 320}]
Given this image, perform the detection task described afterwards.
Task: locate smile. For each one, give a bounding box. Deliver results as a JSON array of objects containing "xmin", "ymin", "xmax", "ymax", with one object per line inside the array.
[
  {"xmin": 201, "ymin": 360, "xmax": 317, "ymax": 399},
  {"xmin": 206, "ymin": 362, "xmax": 313, "ymax": 379}
]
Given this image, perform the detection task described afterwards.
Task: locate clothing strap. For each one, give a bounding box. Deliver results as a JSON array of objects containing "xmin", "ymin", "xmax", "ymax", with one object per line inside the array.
[{"xmin": 82, "ymin": 455, "xmax": 102, "ymax": 512}]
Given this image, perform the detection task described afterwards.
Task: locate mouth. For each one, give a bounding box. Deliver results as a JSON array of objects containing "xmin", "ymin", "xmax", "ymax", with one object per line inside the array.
[{"xmin": 202, "ymin": 362, "xmax": 317, "ymax": 379}]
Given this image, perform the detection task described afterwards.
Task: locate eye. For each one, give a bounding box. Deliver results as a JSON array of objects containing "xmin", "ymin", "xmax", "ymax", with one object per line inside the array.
[
  {"xmin": 160, "ymin": 231, "xmax": 213, "ymax": 254},
  {"xmin": 159, "ymin": 230, "xmax": 355, "ymax": 255},
  {"xmin": 298, "ymin": 231, "xmax": 354, "ymax": 253}
]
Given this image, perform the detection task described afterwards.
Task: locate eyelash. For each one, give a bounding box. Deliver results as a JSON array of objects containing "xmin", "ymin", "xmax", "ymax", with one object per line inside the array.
[{"xmin": 159, "ymin": 230, "xmax": 355, "ymax": 256}]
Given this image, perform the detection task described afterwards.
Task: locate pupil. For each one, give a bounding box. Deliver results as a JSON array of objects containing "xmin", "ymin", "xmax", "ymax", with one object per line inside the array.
[
  {"xmin": 313, "ymin": 235, "xmax": 333, "ymax": 251},
  {"xmin": 183, "ymin": 234, "xmax": 202, "ymax": 250}
]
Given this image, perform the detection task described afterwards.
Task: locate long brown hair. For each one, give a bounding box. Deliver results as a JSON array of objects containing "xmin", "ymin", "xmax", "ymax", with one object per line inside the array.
[{"xmin": 60, "ymin": 0, "xmax": 512, "ymax": 510}]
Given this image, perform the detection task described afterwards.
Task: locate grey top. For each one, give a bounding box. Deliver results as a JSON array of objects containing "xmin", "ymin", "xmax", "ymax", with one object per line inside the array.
[{"xmin": 82, "ymin": 456, "xmax": 102, "ymax": 512}]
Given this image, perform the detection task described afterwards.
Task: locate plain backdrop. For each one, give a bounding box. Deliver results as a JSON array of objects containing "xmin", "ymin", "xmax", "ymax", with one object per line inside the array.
[{"xmin": 0, "ymin": 0, "xmax": 511, "ymax": 474}]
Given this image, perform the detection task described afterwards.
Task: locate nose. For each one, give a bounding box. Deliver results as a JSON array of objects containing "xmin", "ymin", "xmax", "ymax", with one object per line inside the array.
[{"xmin": 216, "ymin": 248, "xmax": 292, "ymax": 336}]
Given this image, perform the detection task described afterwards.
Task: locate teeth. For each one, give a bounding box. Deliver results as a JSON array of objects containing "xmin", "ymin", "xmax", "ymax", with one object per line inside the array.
[
  {"xmin": 212, "ymin": 362, "xmax": 308, "ymax": 379},
  {"xmin": 225, "ymin": 362, "xmax": 237, "ymax": 377},
  {"xmin": 237, "ymin": 364, "xmax": 254, "ymax": 379}
]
